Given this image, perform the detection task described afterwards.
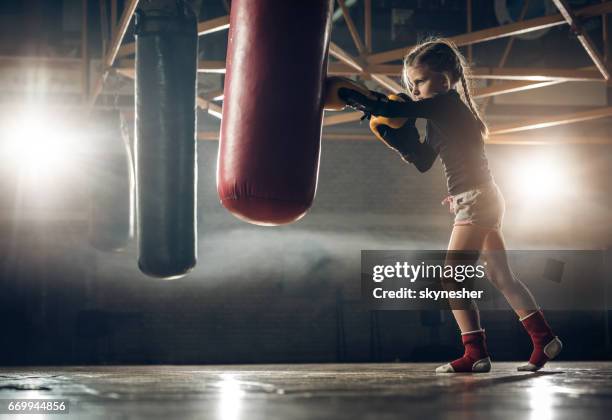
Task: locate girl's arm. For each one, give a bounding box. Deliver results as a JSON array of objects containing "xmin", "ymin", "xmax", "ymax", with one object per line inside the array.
[
  {"xmin": 340, "ymin": 88, "xmax": 456, "ymax": 121},
  {"xmin": 386, "ymin": 94, "xmax": 454, "ymax": 120},
  {"xmin": 378, "ymin": 124, "xmax": 439, "ymax": 173},
  {"xmin": 399, "ymin": 131, "xmax": 439, "ymax": 173}
]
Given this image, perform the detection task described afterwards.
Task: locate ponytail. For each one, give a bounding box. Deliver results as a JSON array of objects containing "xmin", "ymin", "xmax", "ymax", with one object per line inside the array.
[{"xmin": 459, "ymin": 72, "xmax": 488, "ymax": 138}]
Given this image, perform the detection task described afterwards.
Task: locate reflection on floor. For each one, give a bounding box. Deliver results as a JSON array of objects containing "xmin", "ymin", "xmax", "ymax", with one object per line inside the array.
[{"xmin": 0, "ymin": 362, "xmax": 610, "ymax": 419}]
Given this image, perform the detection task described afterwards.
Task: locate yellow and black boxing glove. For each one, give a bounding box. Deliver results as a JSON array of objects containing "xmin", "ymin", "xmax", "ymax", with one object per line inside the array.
[
  {"xmin": 369, "ymin": 93, "xmax": 420, "ymax": 155},
  {"xmin": 369, "ymin": 93, "xmax": 411, "ymax": 142},
  {"xmin": 323, "ymin": 76, "xmax": 375, "ymax": 111}
]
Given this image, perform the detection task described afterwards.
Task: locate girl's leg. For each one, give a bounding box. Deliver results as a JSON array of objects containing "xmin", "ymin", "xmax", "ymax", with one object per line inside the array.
[
  {"xmin": 436, "ymin": 224, "xmax": 492, "ymax": 373},
  {"xmin": 480, "ymin": 229, "xmax": 537, "ymax": 318},
  {"xmin": 481, "ymin": 229, "xmax": 562, "ymax": 371},
  {"xmin": 445, "ymin": 224, "xmax": 491, "ymax": 332}
]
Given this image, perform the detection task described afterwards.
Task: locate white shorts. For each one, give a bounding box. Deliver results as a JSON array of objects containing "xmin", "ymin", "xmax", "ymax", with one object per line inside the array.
[{"xmin": 442, "ymin": 181, "xmax": 505, "ymax": 230}]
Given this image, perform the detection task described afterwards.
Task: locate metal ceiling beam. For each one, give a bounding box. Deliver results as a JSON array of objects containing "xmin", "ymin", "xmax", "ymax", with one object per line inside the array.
[
  {"xmin": 552, "ymin": 0, "xmax": 610, "ymax": 80},
  {"xmin": 89, "ymin": 1, "xmax": 612, "ymax": 137},
  {"xmin": 117, "ymin": 59, "xmax": 226, "ymax": 76},
  {"xmin": 108, "ymin": 5, "xmax": 606, "ymax": 113},
  {"xmin": 364, "ymin": 0, "xmax": 372, "ymax": 53},
  {"xmin": 470, "ymin": 67, "xmax": 602, "ymax": 82},
  {"xmin": 113, "ymin": 60, "xmax": 372, "ymax": 77},
  {"xmin": 329, "ymin": 42, "xmax": 365, "ymax": 72},
  {"xmin": 327, "ymin": 63, "xmax": 603, "ymax": 82},
  {"xmin": 321, "ymin": 79, "xmax": 608, "ymax": 128},
  {"xmin": 367, "ymin": 1, "xmax": 612, "ymax": 65},
  {"xmin": 328, "ymin": 43, "xmax": 402, "ymax": 93},
  {"xmin": 197, "ymin": 15, "xmax": 230, "ymax": 36},
  {"xmin": 116, "ymin": 42, "xmax": 135, "ymax": 58},
  {"xmin": 489, "ymin": 106, "xmax": 612, "ymax": 135},
  {"xmin": 116, "ymin": 63, "xmax": 222, "ymax": 120},
  {"xmin": 196, "ymin": 61, "xmax": 226, "ymax": 74},
  {"xmin": 337, "ymin": 0, "xmax": 365, "ymax": 55},
  {"xmin": 486, "ymin": 135, "xmax": 612, "ymax": 145},
  {"xmin": 196, "ymin": 131, "xmax": 612, "ymax": 145},
  {"xmin": 323, "ymin": 111, "xmax": 364, "ymax": 126},
  {"xmin": 114, "ymin": 60, "xmax": 601, "ymax": 104},
  {"xmin": 370, "ymin": 74, "xmax": 403, "ymax": 93},
  {"xmin": 476, "ymin": 64, "xmax": 600, "ymax": 99},
  {"xmin": 89, "ymin": 0, "xmax": 140, "ymax": 107},
  {"xmin": 202, "ymin": 89, "xmax": 224, "ymax": 101},
  {"xmin": 474, "ymin": 80, "xmax": 563, "ymax": 98},
  {"xmin": 116, "ymin": 15, "xmax": 230, "ymax": 58},
  {"xmin": 481, "ymin": 0, "xmax": 532, "ymax": 111}
]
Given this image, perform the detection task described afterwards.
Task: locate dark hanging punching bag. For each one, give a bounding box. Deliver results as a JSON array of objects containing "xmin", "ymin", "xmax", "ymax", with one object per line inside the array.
[
  {"xmin": 135, "ymin": 1, "xmax": 198, "ymax": 279},
  {"xmin": 217, "ymin": 0, "xmax": 333, "ymax": 225},
  {"xmin": 88, "ymin": 110, "xmax": 134, "ymax": 252}
]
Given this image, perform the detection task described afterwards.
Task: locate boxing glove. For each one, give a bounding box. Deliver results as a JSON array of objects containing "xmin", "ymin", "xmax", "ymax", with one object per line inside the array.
[
  {"xmin": 369, "ymin": 93, "xmax": 413, "ymax": 138},
  {"xmin": 323, "ymin": 76, "xmax": 372, "ymax": 111}
]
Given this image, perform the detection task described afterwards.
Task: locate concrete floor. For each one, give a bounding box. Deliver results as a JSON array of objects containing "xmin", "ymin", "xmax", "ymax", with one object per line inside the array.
[{"xmin": 0, "ymin": 362, "xmax": 611, "ymax": 419}]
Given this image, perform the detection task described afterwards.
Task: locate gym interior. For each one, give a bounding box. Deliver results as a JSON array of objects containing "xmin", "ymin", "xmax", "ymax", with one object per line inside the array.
[{"xmin": 0, "ymin": 0, "xmax": 611, "ymax": 419}]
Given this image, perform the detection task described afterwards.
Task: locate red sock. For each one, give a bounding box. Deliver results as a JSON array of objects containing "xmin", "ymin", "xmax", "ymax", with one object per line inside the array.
[
  {"xmin": 449, "ymin": 329, "xmax": 490, "ymax": 372},
  {"xmin": 520, "ymin": 309, "xmax": 560, "ymax": 369}
]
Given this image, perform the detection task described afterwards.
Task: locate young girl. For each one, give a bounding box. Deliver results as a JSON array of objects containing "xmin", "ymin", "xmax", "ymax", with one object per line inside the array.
[{"xmin": 340, "ymin": 38, "xmax": 563, "ymax": 373}]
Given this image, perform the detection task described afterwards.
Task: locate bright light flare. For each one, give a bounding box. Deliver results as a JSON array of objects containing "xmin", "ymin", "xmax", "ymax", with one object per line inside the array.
[
  {"xmin": 513, "ymin": 155, "xmax": 569, "ymax": 201},
  {"xmin": 1, "ymin": 110, "xmax": 80, "ymax": 180},
  {"xmin": 528, "ymin": 376, "xmax": 556, "ymax": 420},
  {"xmin": 216, "ymin": 374, "xmax": 244, "ymax": 420}
]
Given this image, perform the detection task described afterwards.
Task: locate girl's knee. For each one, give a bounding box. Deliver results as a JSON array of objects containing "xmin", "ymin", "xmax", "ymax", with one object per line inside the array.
[{"xmin": 486, "ymin": 267, "xmax": 517, "ymax": 291}]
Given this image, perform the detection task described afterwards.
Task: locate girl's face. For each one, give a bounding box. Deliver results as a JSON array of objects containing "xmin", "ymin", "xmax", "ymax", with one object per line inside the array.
[{"xmin": 406, "ymin": 64, "xmax": 452, "ymax": 100}]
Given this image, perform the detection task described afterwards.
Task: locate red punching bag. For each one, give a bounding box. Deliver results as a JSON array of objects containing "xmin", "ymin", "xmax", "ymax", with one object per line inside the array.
[{"xmin": 218, "ymin": 0, "xmax": 333, "ymax": 225}]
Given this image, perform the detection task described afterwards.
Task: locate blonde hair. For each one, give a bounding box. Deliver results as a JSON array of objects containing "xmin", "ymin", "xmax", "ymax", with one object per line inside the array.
[{"xmin": 402, "ymin": 37, "xmax": 488, "ymax": 137}]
